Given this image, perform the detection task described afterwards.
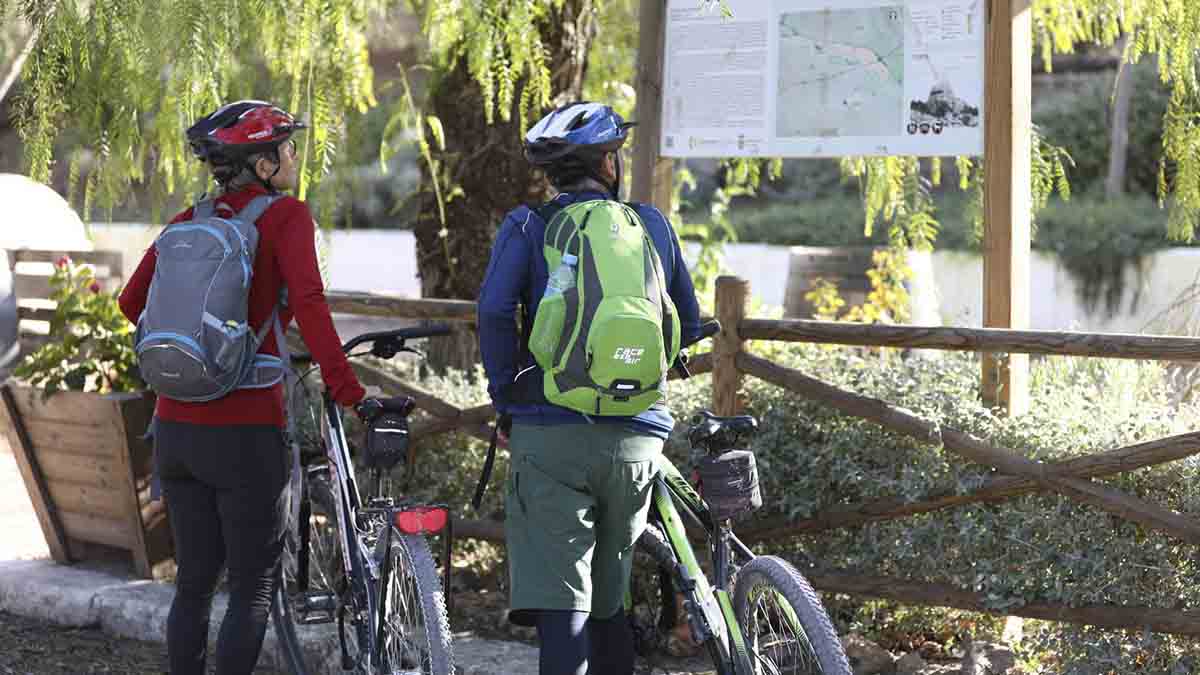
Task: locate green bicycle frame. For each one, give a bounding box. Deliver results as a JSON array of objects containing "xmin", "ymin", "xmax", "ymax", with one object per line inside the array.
[{"xmin": 648, "ymin": 455, "xmax": 755, "ymax": 675}]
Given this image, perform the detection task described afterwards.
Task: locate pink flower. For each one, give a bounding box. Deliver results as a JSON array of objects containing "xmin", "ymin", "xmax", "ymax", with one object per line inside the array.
[
  {"xmin": 55, "ymin": 255, "xmax": 71, "ymax": 269},
  {"xmin": 89, "ymin": 281, "xmax": 102, "ymax": 294}
]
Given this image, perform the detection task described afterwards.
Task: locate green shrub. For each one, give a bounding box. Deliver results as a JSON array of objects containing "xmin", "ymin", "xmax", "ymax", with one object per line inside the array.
[
  {"xmin": 714, "ymin": 189, "xmax": 977, "ymax": 250},
  {"xmin": 703, "ymin": 343, "xmax": 1200, "ymax": 672}
]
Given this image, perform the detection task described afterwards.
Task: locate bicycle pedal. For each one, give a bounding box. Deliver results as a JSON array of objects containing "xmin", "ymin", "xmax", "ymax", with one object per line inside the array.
[
  {"xmin": 296, "ymin": 591, "xmax": 338, "ymax": 625},
  {"xmin": 298, "ymin": 612, "xmax": 336, "ymax": 626}
]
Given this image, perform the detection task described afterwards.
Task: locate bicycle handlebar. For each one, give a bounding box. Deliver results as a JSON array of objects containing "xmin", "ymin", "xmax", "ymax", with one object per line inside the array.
[
  {"xmin": 341, "ymin": 325, "xmax": 453, "ymax": 355},
  {"xmin": 291, "ymin": 324, "xmax": 454, "ymax": 364},
  {"xmin": 673, "ymin": 319, "xmax": 722, "ymax": 380}
]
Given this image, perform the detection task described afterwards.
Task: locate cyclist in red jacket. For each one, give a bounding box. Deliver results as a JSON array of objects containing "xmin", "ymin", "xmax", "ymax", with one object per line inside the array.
[{"xmin": 119, "ymin": 100, "xmax": 365, "ymax": 674}]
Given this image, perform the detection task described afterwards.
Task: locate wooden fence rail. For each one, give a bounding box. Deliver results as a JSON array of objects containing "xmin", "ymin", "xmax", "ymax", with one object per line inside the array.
[
  {"xmin": 739, "ymin": 318, "xmax": 1200, "ymax": 361},
  {"xmin": 307, "ymin": 277, "xmax": 1200, "ymax": 636}
]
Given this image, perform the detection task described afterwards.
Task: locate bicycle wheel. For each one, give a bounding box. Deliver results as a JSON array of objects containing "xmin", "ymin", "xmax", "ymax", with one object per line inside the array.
[
  {"xmin": 272, "ymin": 462, "xmax": 356, "ymax": 674},
  {"xmin": 732, "ymin": 556, "xmax": 851, "ymax": 675},
  {"xmin": 375, "ymin": 528, "xmax": 454, "ymax": 675}
]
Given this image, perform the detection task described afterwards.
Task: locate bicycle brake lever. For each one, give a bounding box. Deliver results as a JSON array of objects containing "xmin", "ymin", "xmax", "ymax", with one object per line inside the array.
[{"xmin": 672, "ymin": 350, "xmax": 692, "ymax": 380}]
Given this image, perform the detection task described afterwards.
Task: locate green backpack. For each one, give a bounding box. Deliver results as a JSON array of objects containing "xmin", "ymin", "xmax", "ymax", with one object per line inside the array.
[{"xmin": 527, "ymin": 199, "xmax": 681, "ymax": 416}]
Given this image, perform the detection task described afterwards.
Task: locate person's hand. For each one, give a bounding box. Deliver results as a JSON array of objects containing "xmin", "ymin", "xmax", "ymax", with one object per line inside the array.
[{"xmin": 496, "ymin": 414, "xmax": 512, "ymax": 448}]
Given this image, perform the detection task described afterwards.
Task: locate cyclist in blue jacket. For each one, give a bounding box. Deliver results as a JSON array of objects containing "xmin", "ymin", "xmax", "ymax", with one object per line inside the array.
[{"xmin": 478, "ymin": 102, "xmax": 703, "ymax": 675}]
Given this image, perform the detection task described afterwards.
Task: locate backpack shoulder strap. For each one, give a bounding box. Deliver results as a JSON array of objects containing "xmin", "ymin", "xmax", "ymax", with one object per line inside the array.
[
  {"xmin": 193, "ymin": 198, "xmax": 215, "ymax": 220},
  {"xmin": 235, "ymin": 194, "xmax": 280, "ymax": 225},
  {"xmin": 534, "ymin": 199, "xmax": 564, "ymax": 227}
]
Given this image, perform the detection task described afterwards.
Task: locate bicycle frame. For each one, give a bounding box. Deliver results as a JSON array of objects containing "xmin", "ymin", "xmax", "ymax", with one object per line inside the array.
[
  {"xmin": 279, "ymin": 325, "xmax": 455, "ymax": 675},
  {"xmin": 649, "ymin": 455, "xmax": 756, "ymax": 675},
  {"xmin": 319, "ymin": 394, "xmax": 383, "ymax": 666},
  {"xmin": 316, "ymin": 392, "xmax": 449, "ymax": 673}
]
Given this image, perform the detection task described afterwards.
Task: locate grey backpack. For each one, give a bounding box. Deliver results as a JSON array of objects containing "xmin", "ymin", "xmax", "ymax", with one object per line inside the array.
[{"xmin": 135, "ymin": 195, "xmax": 287, "ymax": 402}]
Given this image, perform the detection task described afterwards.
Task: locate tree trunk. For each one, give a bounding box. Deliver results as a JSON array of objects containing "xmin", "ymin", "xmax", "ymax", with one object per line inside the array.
[
  {"xmin": 1105, "ymin": 36, "xmax": 1133, "ymax": 199},
  {"xmin": 415, "ymin": 2, "xmax": 596, "ymax": 372},
  {"xmin": 0, "ymin": 25, "xmax": 38, "ymax": 107}
]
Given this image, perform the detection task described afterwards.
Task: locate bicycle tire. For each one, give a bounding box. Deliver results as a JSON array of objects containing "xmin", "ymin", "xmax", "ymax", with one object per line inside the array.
[
  {"xmin": 732, "ymin": 556, "xmax": 851, "ymax": 675},
  {"xmin": 271, "ymin": 463, "xmax": 354, "ymax": 673},
  {"xmin": 375, "ymin": 528, "xmax": 454, "ymax": 675}
]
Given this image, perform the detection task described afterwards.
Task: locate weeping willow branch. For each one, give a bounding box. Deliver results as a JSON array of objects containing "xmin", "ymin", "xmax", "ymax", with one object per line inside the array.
[
  {"xmin": 2, "ymin": 0, "xmax": 378, "ymax": 218},
  {"xmin": 415, "ymin": 0, "xmax": 563, "ymax": 132}
]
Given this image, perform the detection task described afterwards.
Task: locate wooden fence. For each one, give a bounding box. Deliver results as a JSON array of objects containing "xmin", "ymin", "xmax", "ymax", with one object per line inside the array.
[
  {"xmin": 8, "ymin": 248, "xmax": 124, "ymax": 355},
  {"xmin": 321, "ymin": 277, "xmax": 1200, "ymax": 636}
]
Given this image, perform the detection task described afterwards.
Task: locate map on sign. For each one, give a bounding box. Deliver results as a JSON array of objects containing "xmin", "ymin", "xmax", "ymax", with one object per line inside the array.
[
  {"xmin": 660, "ymin": 0, "xmax": 985, "ymax": 158},
  {"xmin": 776, "ymin": 7, "xmax": 905, "ymax": 138}
]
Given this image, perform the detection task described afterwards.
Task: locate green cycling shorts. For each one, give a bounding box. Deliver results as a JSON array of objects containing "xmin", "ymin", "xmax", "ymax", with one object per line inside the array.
[{"xmin": 505, "ymin": 422, "xmax": 663, "ymax": 626}]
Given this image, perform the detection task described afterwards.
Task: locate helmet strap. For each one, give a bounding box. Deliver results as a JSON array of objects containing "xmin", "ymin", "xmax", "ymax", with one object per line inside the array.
[{"xmin": 611, "ymin": 151, "xmax": 623, "ymax": 200}]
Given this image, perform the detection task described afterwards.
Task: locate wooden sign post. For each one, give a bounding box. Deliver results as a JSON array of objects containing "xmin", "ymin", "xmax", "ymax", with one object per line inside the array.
[
  {"xmin": 631, "ymin": 0, "xmax": 674, "ymax": 210},
  {"xmin": 982, "ymin": 0, "xmax": 1032, "ymax": 415}
]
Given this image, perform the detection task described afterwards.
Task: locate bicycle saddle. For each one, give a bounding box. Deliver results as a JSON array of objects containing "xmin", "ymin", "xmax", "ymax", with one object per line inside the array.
[{"xmin": 688, "ymin": 410, "xmax": 759, "ymax": 449}]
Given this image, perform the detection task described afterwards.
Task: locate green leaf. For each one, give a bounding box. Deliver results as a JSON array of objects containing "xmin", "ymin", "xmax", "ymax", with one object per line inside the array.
[{"xmin": 426, "ymin": 115, "xmax": 445, "ymax": 152}]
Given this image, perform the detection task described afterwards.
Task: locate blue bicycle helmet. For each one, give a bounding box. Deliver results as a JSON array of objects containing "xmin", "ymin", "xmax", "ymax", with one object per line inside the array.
[
  {"xmin": 524, "ymin": 102, "xmax": 635, "ymax": 164},
  {"xmin": 524, "ymin": 102, "xmax": 636, "ymax": 197}
]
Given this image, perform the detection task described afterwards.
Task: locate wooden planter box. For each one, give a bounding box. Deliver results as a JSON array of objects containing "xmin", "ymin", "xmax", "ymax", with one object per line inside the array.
[{"xmin": 0, "ymin": 385, "xmax": 172, "ymax": 578}]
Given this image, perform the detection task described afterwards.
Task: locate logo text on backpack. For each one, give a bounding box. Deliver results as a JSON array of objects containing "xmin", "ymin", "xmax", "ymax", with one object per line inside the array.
[{"xmin": 613, "ymin": 347, "xmax": 644, "ymax": 365}]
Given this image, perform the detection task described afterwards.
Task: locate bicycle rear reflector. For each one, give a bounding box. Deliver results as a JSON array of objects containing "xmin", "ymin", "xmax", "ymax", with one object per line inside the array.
[{"xmin": 394, "ymin": 506, "xmax": 449, "ymax": 535}]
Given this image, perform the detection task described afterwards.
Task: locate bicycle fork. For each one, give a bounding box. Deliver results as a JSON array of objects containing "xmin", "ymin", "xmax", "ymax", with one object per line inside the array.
[{"xmin": 644, "ymin": 479, "xmax": 757, "ymax": 675}]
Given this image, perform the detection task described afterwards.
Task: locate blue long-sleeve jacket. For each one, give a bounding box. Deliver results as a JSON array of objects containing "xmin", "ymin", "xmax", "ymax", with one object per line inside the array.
[{"xmin": 477, "ymin": 190, "xmax": 703, "ymax": 438}]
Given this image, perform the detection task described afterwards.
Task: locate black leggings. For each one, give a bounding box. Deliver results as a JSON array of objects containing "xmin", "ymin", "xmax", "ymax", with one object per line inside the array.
[
  {"xmin": 535, "ymin": 609, "xmax": 636, "ymax": 675},
  {"xmin": 155, "ymin": 419, "xmax": 289, "ymax": 675}
]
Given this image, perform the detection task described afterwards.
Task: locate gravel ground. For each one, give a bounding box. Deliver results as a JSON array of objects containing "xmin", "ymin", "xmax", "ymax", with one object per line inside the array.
[
  {"xmin": 0, "ymin": 610, "xmax": 280, "ymax": 675},
  {"xmin": 0, "ymin": 605, "xmax": 713, "ymax": 675}
]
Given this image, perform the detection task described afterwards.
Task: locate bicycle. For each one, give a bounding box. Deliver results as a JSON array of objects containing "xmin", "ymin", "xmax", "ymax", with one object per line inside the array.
[
  {"xmin": 270, "ymin": 326, "xmax": 456, "ymax": 675},
  {"xmin": 629, "ymin": 321, "xmax": 852, "ymax": 675}
]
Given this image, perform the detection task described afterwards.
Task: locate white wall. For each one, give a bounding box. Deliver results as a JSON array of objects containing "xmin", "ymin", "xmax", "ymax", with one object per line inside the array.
[
  {"xmin": 89, "ymin": 225, "xmax": 421, "ymax": 296},
  {"xmin": 86, "ymin": 223, "xmax": 1200, "ymax": 334},
  {"xmin": 929, "ymin": 249, "xmax": 1200, "ymax": 333}
]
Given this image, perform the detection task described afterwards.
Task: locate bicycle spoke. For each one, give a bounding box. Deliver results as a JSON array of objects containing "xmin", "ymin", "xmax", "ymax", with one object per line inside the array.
[
  {"xmin": 748, "ymin": 586, "xmax": 823, "ymax": 674},
  {"xmin": 377, "ymin": 536, "xmax": 437, "ymax": 674}
]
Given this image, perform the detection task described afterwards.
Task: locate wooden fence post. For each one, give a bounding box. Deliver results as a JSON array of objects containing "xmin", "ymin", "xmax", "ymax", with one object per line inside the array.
[{"xmin": 713, "ymin": 276, "xmax": 749, "ymax": 416}]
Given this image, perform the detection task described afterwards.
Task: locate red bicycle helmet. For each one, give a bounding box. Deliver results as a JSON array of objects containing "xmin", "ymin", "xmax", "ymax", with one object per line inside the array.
[{"xmin": 187, "ymin": 100, "xmax": 306, "ymax": 165}]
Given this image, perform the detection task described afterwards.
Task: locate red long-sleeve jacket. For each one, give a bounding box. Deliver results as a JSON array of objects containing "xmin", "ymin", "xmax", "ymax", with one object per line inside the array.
[{"xmin": 119, "ymin": 183, "xmax": 365, "ymax": 427}]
